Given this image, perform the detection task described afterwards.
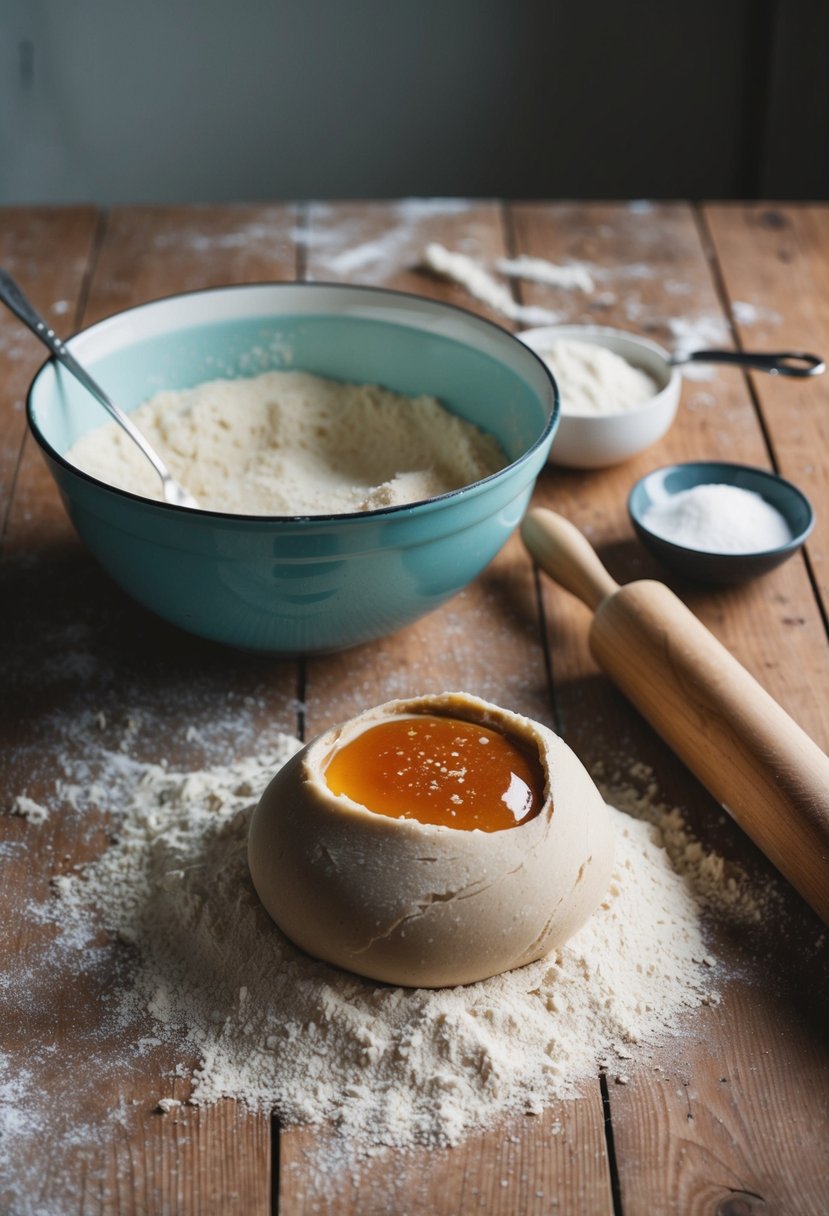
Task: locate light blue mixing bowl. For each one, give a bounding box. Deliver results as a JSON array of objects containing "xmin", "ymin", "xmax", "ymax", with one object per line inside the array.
[{"xmin": 27, "ymin": 283, "xmax": 559, "ymax": 654}]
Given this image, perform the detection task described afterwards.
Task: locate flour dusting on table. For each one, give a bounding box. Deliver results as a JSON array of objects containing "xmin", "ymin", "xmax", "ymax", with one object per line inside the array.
[
  {"xmin": 23, "ymin": 735, "xmax": 723, "ymax": 1151},
  {"xmin": 421, "ymin": 244, "xmax": 562, "ymax": 326},
  {"xmin": 497, "ymin": 255, "xmax": 595, "ymax": 294}
]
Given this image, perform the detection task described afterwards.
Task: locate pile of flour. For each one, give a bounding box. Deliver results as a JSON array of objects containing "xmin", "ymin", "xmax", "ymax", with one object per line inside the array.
[
  {"xmin": 535, "ymin": 339, "xmax": 658, "ymax": 415},
  {"xmin": 65, "ymin": 371, "xmax": 505, "ymax": 515},
  {"xmin": 43, "ymin": 736, "xmax": 720, "ymax": 1149}
]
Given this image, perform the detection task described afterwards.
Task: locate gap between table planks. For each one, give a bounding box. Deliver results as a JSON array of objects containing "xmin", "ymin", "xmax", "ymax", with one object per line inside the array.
[{"xmin": 0, "ymin": 201, "xmax": 826, "ymax": 1215}]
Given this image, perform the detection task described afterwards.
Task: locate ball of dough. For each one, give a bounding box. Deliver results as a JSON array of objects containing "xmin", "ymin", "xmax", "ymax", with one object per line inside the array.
[{"xmin": 248, "ymin": 692, "xmax": 614, "ymax": 988}]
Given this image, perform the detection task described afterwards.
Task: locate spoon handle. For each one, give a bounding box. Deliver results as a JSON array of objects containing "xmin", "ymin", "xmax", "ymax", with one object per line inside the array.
[
  {"xmin": 0, "ymin": 268, "xmax": 187, "ymax": 498},
  {"xmin": 672, "ymin": 348, "xmax": 825, "ymax": 377}
]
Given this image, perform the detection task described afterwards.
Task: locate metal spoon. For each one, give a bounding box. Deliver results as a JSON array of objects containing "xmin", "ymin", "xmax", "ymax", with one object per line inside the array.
[
  {"xmin": 670, "ymin": 349, "xmax": 825, "ymax": 377},
  {"xmin": 0, "ymin": 268, "xmax": 199, "ymax": 509}
]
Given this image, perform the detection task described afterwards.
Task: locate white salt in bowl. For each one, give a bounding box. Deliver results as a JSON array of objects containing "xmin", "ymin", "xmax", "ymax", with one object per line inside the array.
[
  {"xmin": 517, "ymin": 325, "xmax": 681, "ymax": 469},
  {"xmin": 629, "ymin": 461, "xmax": 815, "ymax": 583}
]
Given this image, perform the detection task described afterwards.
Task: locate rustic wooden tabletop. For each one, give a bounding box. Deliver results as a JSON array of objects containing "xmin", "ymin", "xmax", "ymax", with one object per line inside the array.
[{"xmin": 1, "ymin": 201, "xmax": 827, "ymax": 1216}]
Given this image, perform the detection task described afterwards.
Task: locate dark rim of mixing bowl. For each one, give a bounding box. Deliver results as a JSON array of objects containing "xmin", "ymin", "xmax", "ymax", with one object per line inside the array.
[
  {"xmin": 627, "ymin": 461, "xmax": 816, "ymax": 558},
  {"xmin": 26, "ymin": 280, "xmax": 560, "ymax": 524}
]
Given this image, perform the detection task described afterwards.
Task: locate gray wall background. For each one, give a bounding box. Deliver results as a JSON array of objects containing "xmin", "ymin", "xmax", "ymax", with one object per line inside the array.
[{"xmin": 2, "ymin": 0, "xmax": 827, "ymax": 205}]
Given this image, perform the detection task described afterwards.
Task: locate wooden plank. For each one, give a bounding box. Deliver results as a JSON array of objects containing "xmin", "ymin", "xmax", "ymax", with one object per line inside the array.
[
  {"xmin": 510, "ymin": 201, "xmax": 829, "ymax": 748},
  {"xmin": 703, "ymin": 202, "xmax": 829, "ymax": 608},
  {"xmin": 607, "ymin": 975, "xmax": 829, "ymax": 1214},
  {"xmin": 0, "ymin": 206, "xmax": 100, "ymax": 536},
  {"xmin": 0, "ymin": 205, "xmax": 301, "ymax": 1215},
  {"xmin": 84, "ymin": 203, "xmax": 301, "ymax": 325},
  {"xmin": 509, "ymin": 201, "xmax": 829, "ymax": 1213},
  {"xmin": 282, "ymin": 1102, "xmax": 609, "ymax": 1216},
  {"xmin": 278, "ymin": 200, "xmax": 613, "ymax": 1215},
  {"xmin": 303, "ymin": 198, "xmax": 507, "ymax": 303}
]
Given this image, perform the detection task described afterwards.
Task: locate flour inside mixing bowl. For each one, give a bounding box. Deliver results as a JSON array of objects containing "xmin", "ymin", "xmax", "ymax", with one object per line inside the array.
[{"xmin": 65, "ymin": 370, "xmax": 507, "ymax": 515}]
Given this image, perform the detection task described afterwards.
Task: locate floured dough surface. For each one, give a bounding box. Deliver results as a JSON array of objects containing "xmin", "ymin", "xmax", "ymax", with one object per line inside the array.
[
  {"xmin": 248, "ymin": 692, "xmax": 615, "ymax": 988},
  {"xmin": 65, "ymin": 370, "xmax": 506, "ymax": 515}
]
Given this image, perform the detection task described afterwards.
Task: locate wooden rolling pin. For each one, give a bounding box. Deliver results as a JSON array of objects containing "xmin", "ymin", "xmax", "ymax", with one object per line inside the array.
[{"xmin": 521, "ymin": 507, "xmax": 829, "ymax": 926}]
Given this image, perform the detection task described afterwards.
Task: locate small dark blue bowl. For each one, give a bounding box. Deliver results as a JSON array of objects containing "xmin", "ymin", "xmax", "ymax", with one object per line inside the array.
[{"xmin": 628, "ymin": 461, "xmax": 815, "ymax": 583}]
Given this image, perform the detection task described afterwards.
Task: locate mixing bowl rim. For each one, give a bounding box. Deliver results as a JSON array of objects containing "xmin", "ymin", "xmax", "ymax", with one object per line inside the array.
[
  {"xmin": 628, "ymin": 459, "xmax": 816, "ymax": 559},
  {"xmin": 26, "ymin": 280, "xmax": 560, "ymax": 525}
]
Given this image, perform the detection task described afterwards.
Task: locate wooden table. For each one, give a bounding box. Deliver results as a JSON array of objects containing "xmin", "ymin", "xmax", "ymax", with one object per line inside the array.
[{"xmin": 1, "ymin": 201, "xmax": 828, "ymax": 1215}]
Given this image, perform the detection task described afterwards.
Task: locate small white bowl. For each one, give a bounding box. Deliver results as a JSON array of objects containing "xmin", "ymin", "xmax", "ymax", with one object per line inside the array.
[{"xmin": 517, "ymin": 325, "xmax": 681, "ymax": 469}]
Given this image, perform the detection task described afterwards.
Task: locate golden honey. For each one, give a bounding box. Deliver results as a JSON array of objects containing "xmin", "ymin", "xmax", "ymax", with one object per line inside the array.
[{"xmin": 324, "ymin": 714, "xmax": 544, "ymax": 831}]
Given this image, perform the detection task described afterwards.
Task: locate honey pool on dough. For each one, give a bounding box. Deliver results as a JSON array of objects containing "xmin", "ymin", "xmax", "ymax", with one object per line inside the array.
[{"xmin": 324, "ymin": 714, "xmax": 544, "ymax": 831}]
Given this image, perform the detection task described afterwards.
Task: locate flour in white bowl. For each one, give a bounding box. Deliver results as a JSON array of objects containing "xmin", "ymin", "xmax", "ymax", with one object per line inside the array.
[
  {"xmin": 536, "ymin": 339, "xmax": 659, "ymax": 416},
  {"xmin": 65, "ymin": 370, "xmax": 506, "ymax": 515}
]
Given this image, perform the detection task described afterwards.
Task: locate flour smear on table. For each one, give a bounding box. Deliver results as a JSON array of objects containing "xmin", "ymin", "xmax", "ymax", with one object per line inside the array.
[
  {"xmin": 421, "ymin": 244, "xmax": 563, "ymax": 326},
  {"xmin": 5, "ymin": 727, "xmax": 734, "ymax": 1154}
]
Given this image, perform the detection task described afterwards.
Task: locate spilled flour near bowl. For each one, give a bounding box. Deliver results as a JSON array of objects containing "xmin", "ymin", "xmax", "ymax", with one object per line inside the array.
[{"xmin": 22, "ymin": 735, "xmax": 722, "ymax": 1150}]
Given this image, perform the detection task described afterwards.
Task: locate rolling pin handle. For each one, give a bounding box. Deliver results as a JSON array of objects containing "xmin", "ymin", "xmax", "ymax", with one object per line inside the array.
[
  {"xmin": 521, "ymin": 507, "xmax": 619, "ymax": 611},
  {"xmin": 521, "ymin": 508, "xmax": 829, "ymax": 927}
]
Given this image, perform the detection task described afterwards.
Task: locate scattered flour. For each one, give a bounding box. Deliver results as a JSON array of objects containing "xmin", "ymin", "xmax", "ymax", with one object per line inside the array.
[
  {"xmin": 497, "ymin": 256, "xmax": 595, "ymax": 294},
  {"xmin": 642, "ymin": 483, "xmax": 792, "ymax": 554},
  {"xmin": 595, "ymin": 758, "xmax": 776, "ymax": 927},
  {"xmin": 38, "ymin": 737, "xmax": 721, "ymax": 1150},
  {"xmin": 418, "ymin": 248, "xmax": 737, "ymax": 396},
  {"xmin": 323, "ymin": 235, "xmax": 411, "ymax": 278},
  {"xmin": 65, "ymin": 370, "xmax": 505, "ymax": 514},
  {"xmin": 304, "ymin": 199, "xmax": 478, "ymax": 286},
  {"xmin": 531, "ymin": 338, "xmax": 658, "ymax": 415},
  {"xmin": 732, "ymin": 300, "xmax": 782, "ymax": 328},
  {"xmin": 668, "ymin": 314, "xmax": 731, "ymax": 379},
  {"xmin": 11, "ymin": 794, "xmax": 50, "ymax": 825},
  {"xmin": 421, "ymin": 244, "xmax": 561, "ymax": 325}
]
